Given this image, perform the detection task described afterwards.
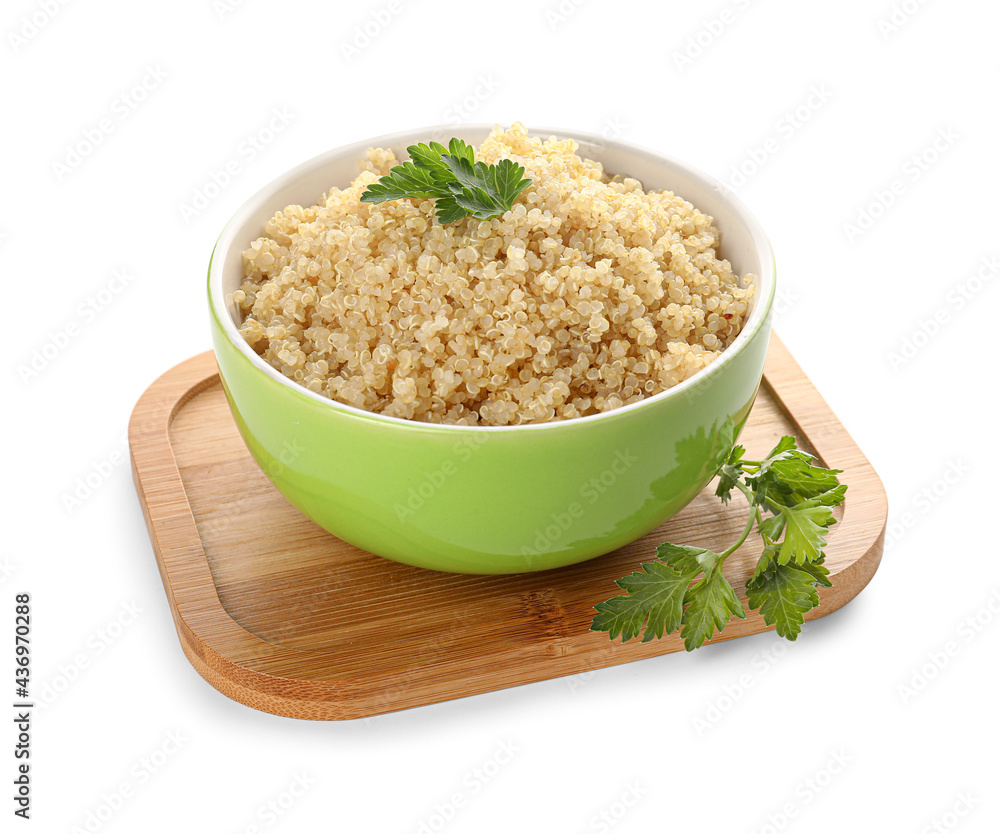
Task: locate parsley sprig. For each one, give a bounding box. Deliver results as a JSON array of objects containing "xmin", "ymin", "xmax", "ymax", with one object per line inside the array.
[
  {"xmin": 592, "ymin": 437, "xmax": 847, "ymax": 650},
  {"xmin": 359, "ymin": 138, "xmax": 532, "ymax": 225}
]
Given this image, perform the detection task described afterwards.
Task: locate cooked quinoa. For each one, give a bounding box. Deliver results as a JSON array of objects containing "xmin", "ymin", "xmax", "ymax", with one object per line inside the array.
[{"xmin": 235, "ymin": 123, "xmax": 755, "ymax": 426}]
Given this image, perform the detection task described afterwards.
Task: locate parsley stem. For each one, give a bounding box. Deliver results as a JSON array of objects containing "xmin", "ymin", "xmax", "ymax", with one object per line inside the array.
[
  {"xmin": 719, "ymin": 480, "xmax": 758, "ymax": 559},
  {"xmin": 756, "ymin": 507, "xmax": 773, "ymax": 546}
]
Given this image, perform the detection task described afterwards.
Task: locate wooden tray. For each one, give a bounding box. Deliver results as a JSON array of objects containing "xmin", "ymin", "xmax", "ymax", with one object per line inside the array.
[{"xmin": 129, "ymin": 335, "xmax": 886, "ymax": 720}]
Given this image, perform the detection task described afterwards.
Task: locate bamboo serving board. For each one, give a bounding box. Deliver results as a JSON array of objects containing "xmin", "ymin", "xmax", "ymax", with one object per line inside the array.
[{"xmin": 129, "ymin": 335, "xmax": 886, "ymax": 720}]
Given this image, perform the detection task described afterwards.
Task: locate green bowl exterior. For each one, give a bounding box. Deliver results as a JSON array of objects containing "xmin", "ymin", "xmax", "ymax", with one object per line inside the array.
[{"xmin": 209, "ymin": 277, "xmax": 773, "ymax": 574}]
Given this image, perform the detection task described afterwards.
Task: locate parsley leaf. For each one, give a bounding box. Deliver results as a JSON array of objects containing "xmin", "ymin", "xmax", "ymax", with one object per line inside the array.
[
  {"xmin": 749, "ymin": 447, "xmax": 843, "ymax": 509},
  {"xmin": 441, "ymin": 156, "xmax": 533, "ymax": 221},
  {"xmin": 357, "ymin": 161, "xmax": 451, "ymax": 202},
  {"xmin": 592, "ymin": 560, "xmax": 697, "ymax": 643},
  {"xmin": 764, "ymin": 456, "xmax": 843, "ymax": 505},
  {"xmin": 657, "ymin": 541, "xmax": 722, "ymax": 575},
  {"xmin": 433, "ymin": 196, "xmax": 469, "ymax": 226},
  {"xmin": 592, "ymin": 436, "xmax": 848, "ymax": 649},
  {"xmin": 359, "ymin": 138, "xmax": 531, "ymax": 224},
  {"xmin": 407, "ymin": 139, "xmax": 473, "ymax": 178},
  {"xmin": 714, "ymin": 444, "xmax": 746, "ymax": 504},
  {"xmin": 680, "ymin": 567, "xmax": 746, "ymax": 650},
  {"xmin": 591, "ymin": 543, "xmax": 745, "ymax": 649},
  {"xmin": 757, "ymin": 487, "xmax": 846, "ymax": 565},
  {"xmin": 746, "ymin": 562, "xmax": 823, "ymax": 640}
]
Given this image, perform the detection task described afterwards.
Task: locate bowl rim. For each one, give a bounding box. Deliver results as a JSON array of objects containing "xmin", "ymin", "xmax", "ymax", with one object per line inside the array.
[{"xmin": 208, "ymin": 123, "xmax": 776, "ymax": 433}]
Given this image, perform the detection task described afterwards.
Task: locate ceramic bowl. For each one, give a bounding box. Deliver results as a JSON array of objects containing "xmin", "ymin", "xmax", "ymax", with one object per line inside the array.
[{"xmin": 208, "ymin": 125, "xmax": 775, "ymax": 574}]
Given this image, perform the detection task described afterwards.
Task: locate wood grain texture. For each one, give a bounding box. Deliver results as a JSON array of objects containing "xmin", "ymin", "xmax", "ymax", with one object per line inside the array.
[{"xmin": 129, "ymin": 334, "xmax": 886, "ymax": 720}]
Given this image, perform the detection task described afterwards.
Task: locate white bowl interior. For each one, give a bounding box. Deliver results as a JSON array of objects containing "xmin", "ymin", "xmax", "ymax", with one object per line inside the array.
[{"xmin": 209, "ymin": 125, "xmax": 775, "ymax": 426}]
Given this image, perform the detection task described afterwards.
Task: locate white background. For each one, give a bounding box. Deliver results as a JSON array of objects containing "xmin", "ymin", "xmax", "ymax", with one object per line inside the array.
[{"xmin": 5, "ymin": 0, "xmax": 998, "ymax": 831}]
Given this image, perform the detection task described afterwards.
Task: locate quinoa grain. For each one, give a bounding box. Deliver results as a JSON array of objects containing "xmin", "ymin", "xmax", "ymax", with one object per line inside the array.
[{"xmin": 237, "ymin": 123, "xmax": 754, "ymax": 426}]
